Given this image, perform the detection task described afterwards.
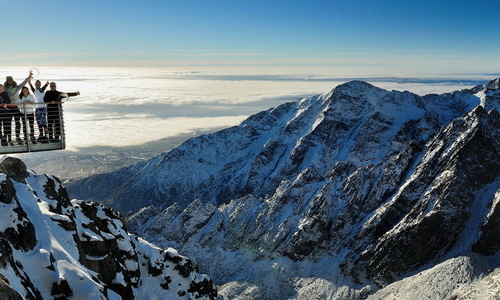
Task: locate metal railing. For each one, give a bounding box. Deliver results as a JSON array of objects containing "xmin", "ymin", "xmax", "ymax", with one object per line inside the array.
[{"xmin": 0, "ymin": 102, "xmax": 66, "ymax": 154}]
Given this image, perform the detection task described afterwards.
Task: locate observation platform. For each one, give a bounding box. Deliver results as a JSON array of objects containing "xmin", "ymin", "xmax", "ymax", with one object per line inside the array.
[{"xmin": 0, "ymin": 102, "xmax": 66, "ymax": 154}]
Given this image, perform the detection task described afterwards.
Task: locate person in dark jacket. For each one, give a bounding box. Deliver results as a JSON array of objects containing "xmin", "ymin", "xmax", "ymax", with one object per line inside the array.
[
  {"xmin": 0, "ymin": 85, "xmax": 10, "ymax": 146},
  {"xmin": 44, "ymin": 82, "xmax": 80, "ymax": 142}
]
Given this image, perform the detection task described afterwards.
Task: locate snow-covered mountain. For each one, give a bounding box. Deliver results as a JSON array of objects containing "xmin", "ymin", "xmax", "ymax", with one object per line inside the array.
[
  {"xmin": 68, "ymin": 78, "xmax": 500, "ymax": 299},
  {"xmin": 0, "ymin": 156, "xmax": 217, "ymax": 299}
]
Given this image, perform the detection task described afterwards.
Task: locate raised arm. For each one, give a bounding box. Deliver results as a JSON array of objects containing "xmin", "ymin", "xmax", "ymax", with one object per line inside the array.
[
  {"xmin": 28, "ymin": 81, "xmax": 35, "ymax": 92},
  {"xmin": 15, "ymin": 74, "xmax": 33, "ymax": 94},
  {"xmin": 41, "ymin": 81, "xmax": 49, "ymax": 92}
]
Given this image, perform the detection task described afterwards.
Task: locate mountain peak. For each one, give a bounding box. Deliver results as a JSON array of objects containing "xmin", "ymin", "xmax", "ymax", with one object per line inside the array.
[
  {"xmin": 469, "ymin": 77, "xmax": 500, "ymax": 93},
  {"xmin": 484, "ymin": 77, "xmax": 500, "ymax": 90},
  {"xmin": 341, "ymin": 80, "xmax": 375, "ymax": 88},
  {"xmin": 332, "ymin": 80, "xmax": 381, "ymax": 96}
]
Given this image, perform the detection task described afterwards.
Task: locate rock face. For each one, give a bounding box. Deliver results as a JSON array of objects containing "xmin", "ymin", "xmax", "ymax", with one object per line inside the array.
[
  {"xmin": 69, "ymin": 78, "xmax": 500, "ymax": 299},
  {"xmin": 0, "ymin": 157, "xmax": 217, "ymax": 299},
  {"xmin": 0, "ymin": 274, "xmax": 22, "ymax": 300},
  {"xmin": 367, "ymin": 256, "xmax": 498, "ymax": 300}
]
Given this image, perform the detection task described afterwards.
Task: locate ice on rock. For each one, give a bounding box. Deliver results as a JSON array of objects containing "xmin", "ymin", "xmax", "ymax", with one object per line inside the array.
[{"xmin": 0, "ymin": 158, "xmax": 218, "ymax": 299}]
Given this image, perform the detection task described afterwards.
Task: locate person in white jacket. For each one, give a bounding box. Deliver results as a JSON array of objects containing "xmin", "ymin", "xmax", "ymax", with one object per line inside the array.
[
  {"xmin": 16, "ymin": 86, "xmax": 37, "ymax": 143},
  {"xmin": 29, "ymin": 80, "xmax": 49, "ymax": 141}
]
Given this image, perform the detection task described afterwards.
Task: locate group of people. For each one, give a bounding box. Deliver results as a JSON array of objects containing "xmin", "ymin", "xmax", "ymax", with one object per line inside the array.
[{"xmin": 0, "ymin": 70, "xmax": 80, "ymax": 146}]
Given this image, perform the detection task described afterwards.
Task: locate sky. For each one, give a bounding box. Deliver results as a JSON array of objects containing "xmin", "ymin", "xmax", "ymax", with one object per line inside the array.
[
  {"xmin": 1, "ymin": 0, "xmax": 500, "ymax": 77},
  {"xmin": 4, "ymin": 0, "xmax": 499, "ymax": 179}
]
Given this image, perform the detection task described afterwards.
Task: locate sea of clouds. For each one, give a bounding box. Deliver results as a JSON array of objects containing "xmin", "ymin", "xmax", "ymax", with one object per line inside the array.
[{"xmin": 2, "ymin": 66, "xmax": 491, "ymax": 180}]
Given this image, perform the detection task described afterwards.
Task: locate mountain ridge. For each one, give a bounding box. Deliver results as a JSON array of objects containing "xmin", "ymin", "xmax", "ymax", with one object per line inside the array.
[
  {"xmin": 68, "ymin": 79, "xmax": 482, "ymax": 212},
  {"xmin": 68, "ymin": 78, "xmax": 500, "ymax": 299}
]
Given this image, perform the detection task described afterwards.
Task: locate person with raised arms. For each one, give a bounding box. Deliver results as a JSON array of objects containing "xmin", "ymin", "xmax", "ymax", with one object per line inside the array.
[
  {"xmin": 3, "ymin": 70, "xmax": 32, "ymax": 145},
  {"xmin": 29, "ymin": 80, "xmax": 50, "ymax": 142}
]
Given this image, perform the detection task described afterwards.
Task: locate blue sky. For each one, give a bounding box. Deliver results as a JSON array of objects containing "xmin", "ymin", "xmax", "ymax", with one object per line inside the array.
[{"xmin": 2, "ymin": 0, "xmax": 500, "ymax": 76}]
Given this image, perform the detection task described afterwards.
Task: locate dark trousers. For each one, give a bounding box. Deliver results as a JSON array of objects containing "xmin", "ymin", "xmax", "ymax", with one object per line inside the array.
[
  {"xmin": 47, "ymin": 105, "xmax": 61, "ymax": 139},
  {"xmin": 24, "ymin": 114, "xmax": 35, "ymax": 138},
  {"xmin": 0, "ymin": 109, "xmax": 10, "ymax": 138},
  {"xmin": 4, "ymin": 107, "xmax": 23, "ymax": 139}
]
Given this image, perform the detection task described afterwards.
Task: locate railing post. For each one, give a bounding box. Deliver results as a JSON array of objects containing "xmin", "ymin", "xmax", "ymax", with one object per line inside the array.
[
  {"xmin": 23, "ymin": 103, "xmax": 31, "ymax": 153},
  {"xmin": 59, "ymin": 102, "xmax": 66, "ymax": 150}
]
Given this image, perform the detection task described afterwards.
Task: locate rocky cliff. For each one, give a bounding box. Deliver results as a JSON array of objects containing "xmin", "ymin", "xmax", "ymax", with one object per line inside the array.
[
  {"xmin": 0, "ymin": 156, "xmax": 217, "ymax": 299},
  {"xmin": 69, "ymin": 78, "xmax": 500, "ymax": 299}
]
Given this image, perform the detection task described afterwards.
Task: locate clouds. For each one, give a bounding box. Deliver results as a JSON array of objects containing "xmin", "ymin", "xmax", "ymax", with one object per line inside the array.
[
  {"xmin": 2, "ymin": 66, "xmax": 489, "ymax": 151},
  {"xmin": 11, "ymin": 65, "xmax": 492, "ymax": 180},
  {"xmin": 4, "ymin": 48, "xmax": 497, "ymax": 78},
  {"xmin": 30, "ymin": 66, "xmax": 331, "ymax": 149},
  {"xmin": 49, "ymin": 66, "xmax": 489, "ymax": 149},
  {"xmin": 66, "ymin": 114, "xmax": 247, "ymax": 148}
]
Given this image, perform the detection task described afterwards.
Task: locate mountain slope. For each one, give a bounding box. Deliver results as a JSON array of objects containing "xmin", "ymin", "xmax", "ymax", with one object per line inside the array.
[
  {"xmin": 68, "ymin": 80, "xmax": 479, "ymax": 213},
  {"xmin": 69, "ymin": 78, "xmax": 500, "ymax": 299},
  {"xmin": 367, "ymin": 255, "xmax": 499, "ymax": 300},
  {"xmin": 0, "ymin": 157, "xmax": 217, "ymax": 299}
]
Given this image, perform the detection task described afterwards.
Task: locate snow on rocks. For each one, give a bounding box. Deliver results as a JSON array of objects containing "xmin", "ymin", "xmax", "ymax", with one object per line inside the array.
[
  {"xmin": 0, "ymin": 157, "xmax": 217, "ymax": 299},
  {"xmin": 367, "ymin": 256, "xmax": 496, "ymax": 300}
]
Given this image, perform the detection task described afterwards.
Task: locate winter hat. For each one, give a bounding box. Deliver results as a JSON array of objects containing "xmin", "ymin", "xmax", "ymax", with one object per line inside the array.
[{"xmin": 5, "ymin": 76, "xmax": 17, "ymax": 87}]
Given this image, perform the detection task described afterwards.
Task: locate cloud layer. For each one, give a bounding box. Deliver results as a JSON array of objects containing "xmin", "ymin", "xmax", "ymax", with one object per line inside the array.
[{"xmin": 2, "ymin": 66, "xmax": 489, "ymax": 151}]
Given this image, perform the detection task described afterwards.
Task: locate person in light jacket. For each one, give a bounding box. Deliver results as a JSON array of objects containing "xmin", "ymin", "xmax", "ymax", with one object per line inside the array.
[
  {"xmin": 3, "ymin": 71, "xmax": 32, "ymax": 145},
  {"xmin": 16, "ymin": 86, "xmax": 37, "ymax": 143}
]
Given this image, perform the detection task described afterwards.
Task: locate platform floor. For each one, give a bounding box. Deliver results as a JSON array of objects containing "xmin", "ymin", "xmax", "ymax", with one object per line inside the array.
[{"xmin": 0, "ymin": 140, "xmax": 64, "ymax": 154}]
